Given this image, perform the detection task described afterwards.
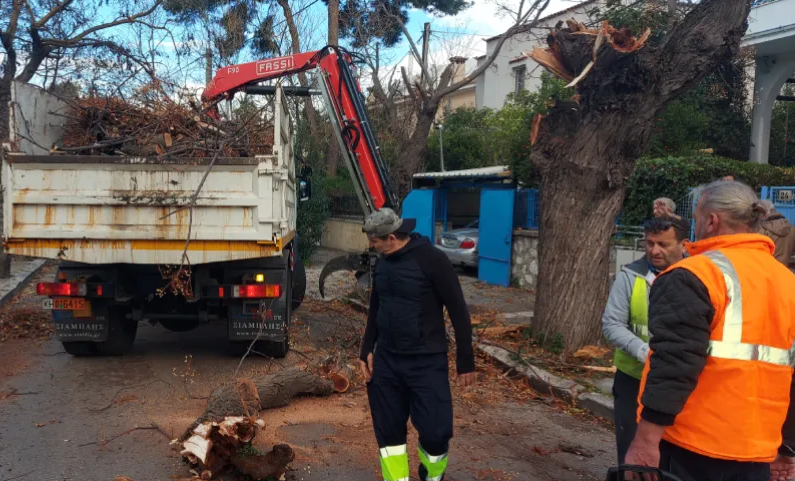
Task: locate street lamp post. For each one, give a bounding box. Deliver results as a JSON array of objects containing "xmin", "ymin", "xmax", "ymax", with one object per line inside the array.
[{"xmin": 437, "ymin": 123, "xmax": 445, "ymax": 172}]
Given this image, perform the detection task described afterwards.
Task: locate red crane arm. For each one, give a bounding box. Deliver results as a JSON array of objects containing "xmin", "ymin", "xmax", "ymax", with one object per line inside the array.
[
  {"xmin": 201, "ymin": 51, "xmax": 321, "ymax": 103},
  {"xmin": 200, "ymin": 47, "xmax": 396, "ymax": 214}
]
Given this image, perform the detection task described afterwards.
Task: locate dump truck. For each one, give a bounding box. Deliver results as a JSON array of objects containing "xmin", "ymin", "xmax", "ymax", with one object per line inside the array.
[
  {"xmin": 2, "ymin": 80, "xmax": 308, "ymax": 357},
  {"xmin": 2, "ymin": 46, "xmax": 397, "ymax": 358}
]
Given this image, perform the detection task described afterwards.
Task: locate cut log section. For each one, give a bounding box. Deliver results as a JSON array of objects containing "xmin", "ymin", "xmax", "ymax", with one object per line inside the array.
[{"xmin": 176, "ymin": 368, "xmax": 336, "ymax": 480}]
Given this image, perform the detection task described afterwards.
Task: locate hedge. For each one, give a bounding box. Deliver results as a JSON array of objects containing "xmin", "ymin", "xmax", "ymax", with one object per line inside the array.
[{"xmin": 620, "ymin": 155, "xmax": 795, "ymax": 226}]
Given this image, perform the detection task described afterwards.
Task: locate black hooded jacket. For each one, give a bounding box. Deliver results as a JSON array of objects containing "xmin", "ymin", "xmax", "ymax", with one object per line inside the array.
[{"xmin": 359, "ymin": 233, "xmax": 475, "ymax": 374}]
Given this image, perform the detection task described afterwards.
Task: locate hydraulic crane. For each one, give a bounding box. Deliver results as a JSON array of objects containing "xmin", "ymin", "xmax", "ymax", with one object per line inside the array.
[{"xmin": 201, "ymin": 45, "xmax": 399, "ymax": 298}]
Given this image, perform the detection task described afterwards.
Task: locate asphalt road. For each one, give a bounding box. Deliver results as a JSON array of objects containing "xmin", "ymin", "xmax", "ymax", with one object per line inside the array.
[{"xmin": 0, "ymin": 263, "xmax": 615, "ymax": 481}]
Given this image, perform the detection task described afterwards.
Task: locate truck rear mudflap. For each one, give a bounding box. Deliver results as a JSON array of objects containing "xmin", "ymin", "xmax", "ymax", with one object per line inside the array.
[
  {"xmin": 200, "ymin": 268, "xmax": 291, "ymax": 342},
  {"xmin": 52, "ymin": 310, "xmax": 110, "ymax": 342},
  {"xmin": 39, "ymin": 281, "xmax": 116, "ymax": 342}
]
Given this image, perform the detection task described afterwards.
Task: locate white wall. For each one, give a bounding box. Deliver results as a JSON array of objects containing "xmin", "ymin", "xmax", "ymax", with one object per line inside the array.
[
  {"xmin": 9, "ymin": 81, "xmax": 69, "ymax": 155},
  {"xmin": 321, "ymin": 218, "xmax": 369, "ymax": 253},
  {"xmin": 476, "ymin": 0, "xmax": 627, "ymax": 110}
]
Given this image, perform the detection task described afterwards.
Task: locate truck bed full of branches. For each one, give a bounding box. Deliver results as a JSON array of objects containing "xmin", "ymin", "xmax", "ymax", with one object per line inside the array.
[{"xmin": 55, "ymin": 90, "xmax": 274, "ymax": 159}]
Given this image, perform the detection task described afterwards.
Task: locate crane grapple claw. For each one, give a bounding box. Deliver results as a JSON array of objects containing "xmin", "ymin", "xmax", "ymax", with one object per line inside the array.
[{"xmin": 318, "ymin": 252, "xmax": 371, "ymax": 299}]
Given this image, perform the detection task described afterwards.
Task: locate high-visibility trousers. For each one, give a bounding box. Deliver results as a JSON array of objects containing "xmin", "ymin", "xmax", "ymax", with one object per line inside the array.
[{"xmin": 366, "ymin": 348, "xmax": 453, "ymax": 481}]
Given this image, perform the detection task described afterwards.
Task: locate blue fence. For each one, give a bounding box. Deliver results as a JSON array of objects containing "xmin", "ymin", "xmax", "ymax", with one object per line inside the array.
[{"xmin": 514, "ymin": 188, "xmax": 540, "ymax": 229}]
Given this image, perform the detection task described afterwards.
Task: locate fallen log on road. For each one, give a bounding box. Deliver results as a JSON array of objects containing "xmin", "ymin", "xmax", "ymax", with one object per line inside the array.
[{"xmin": 177, "ymin": 368, "xmax": 336, "ymax": 480}]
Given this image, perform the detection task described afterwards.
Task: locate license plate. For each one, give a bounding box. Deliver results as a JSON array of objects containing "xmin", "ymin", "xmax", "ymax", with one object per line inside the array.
[
  {"xmin": 442, "ymin": 237, "xmax": 457, "ymax": 247},
  {"xmin": 42, "ymin": 298, "xmax": 86, "ymax": 310}
]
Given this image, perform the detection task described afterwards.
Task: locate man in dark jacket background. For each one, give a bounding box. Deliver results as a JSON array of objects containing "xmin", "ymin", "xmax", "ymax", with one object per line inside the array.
[
  {"xmin": 759, "ymin": 200, "xmax": 795, "ymax": 267},
  {"xmin": 359, "ymin": 207, "xmax": 475, "ymax": 481}
]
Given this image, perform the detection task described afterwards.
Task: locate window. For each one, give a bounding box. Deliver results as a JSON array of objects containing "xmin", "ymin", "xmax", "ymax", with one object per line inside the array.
[{"xmin": 513, "ymin": 65, "xmax": 526, "ymax": 94}]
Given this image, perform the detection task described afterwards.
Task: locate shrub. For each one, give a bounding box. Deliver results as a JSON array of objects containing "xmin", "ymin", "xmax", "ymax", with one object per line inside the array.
[{"xmin": 621, "ymin": 155, "xmax": 795, "ymax": 226}]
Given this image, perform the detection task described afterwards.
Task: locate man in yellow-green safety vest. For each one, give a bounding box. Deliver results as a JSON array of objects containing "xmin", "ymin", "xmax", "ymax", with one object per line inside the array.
[{"xmin": 602, "ymin": 215, "xmax": 688, "ymax": 465}]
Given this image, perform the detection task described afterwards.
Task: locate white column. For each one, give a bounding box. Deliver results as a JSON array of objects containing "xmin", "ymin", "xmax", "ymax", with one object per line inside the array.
[{"xmin": 750, "ymin": 53, "xmax": 795, "ymax": 164}]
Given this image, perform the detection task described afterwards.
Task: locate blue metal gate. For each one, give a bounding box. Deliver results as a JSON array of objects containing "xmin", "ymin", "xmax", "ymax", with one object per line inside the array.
[
  {"xmin": 761, "ymin": 186, "xmax": 795, "ymax": 225},
  {"xmin": 401, "ymin": 189, "xmax": 436, "ymax": 243},
  {"xmin": 478, "ymin": 188, "xmax": 515, "ymax": 287}
]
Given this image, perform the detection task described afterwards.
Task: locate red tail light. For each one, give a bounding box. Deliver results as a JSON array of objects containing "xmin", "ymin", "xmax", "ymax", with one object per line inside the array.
[
  {"xmin": 460, "ymin": 239, "xmax": 476, "ymax": 249},
  {"xmin": 232, "ymin": 284, "xmax": 280, "ymax": 298},
  {"xmin": 37, "ymin": 282, "xmax": 86, "ymax": 296}
]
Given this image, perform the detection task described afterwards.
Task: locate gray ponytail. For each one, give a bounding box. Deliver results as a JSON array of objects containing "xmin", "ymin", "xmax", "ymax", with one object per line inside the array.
[{"xmin": 696, "ymin": 180, "xmax": 765, "ymax": 231}]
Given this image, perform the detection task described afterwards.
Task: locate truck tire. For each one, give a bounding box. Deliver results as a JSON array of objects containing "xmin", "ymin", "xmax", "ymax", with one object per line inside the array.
[
  {"xmin": 292, "ymin": 256, "xmax": 306, "ymax": 311},
  {"xmin": 93, "ymin": 308, "xmax": 137, "ymax": 356},
  {"xmin": 62, "ymin": 341, "xmax": 95, "ymax": 357}
]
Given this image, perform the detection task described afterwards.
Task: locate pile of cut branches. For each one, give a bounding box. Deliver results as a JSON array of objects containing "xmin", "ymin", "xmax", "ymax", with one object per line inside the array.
[{"xmin": 55, "ymin": 90, "xmax": 274, "ymax": 158}]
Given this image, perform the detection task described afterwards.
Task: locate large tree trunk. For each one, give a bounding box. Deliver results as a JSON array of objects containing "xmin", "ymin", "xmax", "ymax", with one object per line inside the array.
[
  {"xmin": 529, "ymin": 0, "xmax": 753, "ymax": 353},
  {"xmin": 533, "ymin": 123, "xmax": 629, "ymax": 349},
  {"xmin": 395, "ymin": 108, "xmax": 436, "ymax": 198}
]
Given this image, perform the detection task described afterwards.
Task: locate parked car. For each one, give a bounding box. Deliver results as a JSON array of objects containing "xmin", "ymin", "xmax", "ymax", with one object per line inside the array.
[{"xmin": 435, "ymin": 220, "xmax": 479, "ymax": 269}]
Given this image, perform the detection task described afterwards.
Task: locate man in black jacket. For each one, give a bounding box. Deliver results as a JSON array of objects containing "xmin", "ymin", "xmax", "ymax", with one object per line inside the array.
[{"xmin": 359, "ymin": 207, "xmax": 475, "ymax": 481}]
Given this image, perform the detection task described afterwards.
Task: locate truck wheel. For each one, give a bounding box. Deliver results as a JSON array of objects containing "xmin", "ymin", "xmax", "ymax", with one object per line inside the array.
[
  {"xmin": 62, "ymin": 341, "xmax": 95, "ymax": 357},
  {"xmin": 93, "ymin": 308, "xmax": 137, "ymax": 356},
  {"xmin": 292, "ymin": 256, "xmax": 306, "ymax": 311},
  {"xmin": 159, "ymin": 319, "xmax": 200, "ymax": 332}
]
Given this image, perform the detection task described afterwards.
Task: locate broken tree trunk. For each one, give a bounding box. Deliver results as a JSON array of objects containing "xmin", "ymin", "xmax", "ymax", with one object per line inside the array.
[
  {"xmin": 180, "ymin": 368, "xmax": 335, "ymax": 441},
  {"xmin": 178, "ymin": 368, "xmax": 335, "ymax": 480},
  {"xmin": 527, "ymin": 1, "xmax": 753, "ymax": 353}
]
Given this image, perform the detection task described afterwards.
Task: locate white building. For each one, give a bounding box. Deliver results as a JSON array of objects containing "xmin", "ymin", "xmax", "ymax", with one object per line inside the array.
[
  {"xmin": 743, "ymin": 0, "xmax": 795, "ymax": 164},
  {"xmin": 475, "ymin": 0, "xmax": 624, "ymax": 109}
]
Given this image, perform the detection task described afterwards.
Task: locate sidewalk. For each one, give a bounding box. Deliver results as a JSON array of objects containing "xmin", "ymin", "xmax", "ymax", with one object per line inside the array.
[{"xmin": 0, "ymin": 256, "xmax": 47, "ymax": 307}]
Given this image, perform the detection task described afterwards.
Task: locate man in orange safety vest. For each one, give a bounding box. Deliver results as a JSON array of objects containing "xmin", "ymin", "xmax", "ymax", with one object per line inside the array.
[{"xmin": 625, "ymin": 180, "xmax": 795, "ymax": 481}]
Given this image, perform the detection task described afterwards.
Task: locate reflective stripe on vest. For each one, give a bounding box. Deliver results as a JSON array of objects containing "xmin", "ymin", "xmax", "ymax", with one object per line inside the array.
[{"xmin": 703, "ymin": 251, "xmax": 792, "ymax": 367}]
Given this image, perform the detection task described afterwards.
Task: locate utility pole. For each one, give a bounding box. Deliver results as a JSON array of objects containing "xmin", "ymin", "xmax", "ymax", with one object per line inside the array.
[
  {"xmin": 438, "ymin": 123, "xmax": 445, "ymax": 172},
  {"xmin": 205, "ymin": 47, "xmax": 213, "ymax": 85},
  {"xmin": 420, "ymin": 22, "xmax": 430, "ymax": 86}
]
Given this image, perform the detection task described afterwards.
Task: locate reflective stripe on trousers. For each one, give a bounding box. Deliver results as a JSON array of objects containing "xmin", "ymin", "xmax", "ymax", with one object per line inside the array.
[
  {"xmin": 419, "ymin": 444, "xmax": 448, "ymax": 481},
  {"xmin": 379, "ymin": 444, "xmax": 410, "ymax": 481},
  {"xmin": 703, "ymin": 251, "xmax": 792, "ymax": 366}
]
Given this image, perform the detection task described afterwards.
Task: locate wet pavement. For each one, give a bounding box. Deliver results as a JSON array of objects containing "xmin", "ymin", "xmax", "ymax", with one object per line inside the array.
[{"xmin": 0, "ymin": 256, "xmax": 613, "ymax": 481}]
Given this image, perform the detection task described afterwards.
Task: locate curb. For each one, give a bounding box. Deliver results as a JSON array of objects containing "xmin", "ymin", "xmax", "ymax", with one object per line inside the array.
[
  {"xmin": 477, "ymin": 343, "xmax": 615, "ymax": 422},
  {"xmin": 0, "ymin": 259, "xmax": 47, "ymax": 308}
]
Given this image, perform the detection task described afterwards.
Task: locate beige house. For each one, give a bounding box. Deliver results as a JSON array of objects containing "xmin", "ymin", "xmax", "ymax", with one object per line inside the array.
[{"xmin": 435, "ymin": 56, "xmax": 476, "ymax": 121}]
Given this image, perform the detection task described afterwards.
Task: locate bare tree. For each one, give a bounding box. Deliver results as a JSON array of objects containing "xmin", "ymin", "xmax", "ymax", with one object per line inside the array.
[
  {"xmin": 528, "ymin": 0, "xmax": 753, "ymax": 352},
  {"xmin": 1, "ymin": 0, "xmax": 164, "ymax": 139},
  {"xmin": 355, "ymin": 0, "xmax": 552, "ymax": 195}
]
